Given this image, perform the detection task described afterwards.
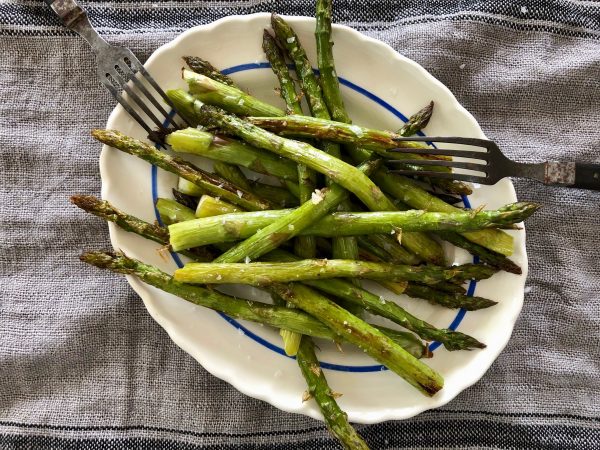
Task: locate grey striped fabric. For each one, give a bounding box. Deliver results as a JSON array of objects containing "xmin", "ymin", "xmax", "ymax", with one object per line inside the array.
[{"xmin": 1, "ymin": 1, "xmax": 599, "ymax": 449}]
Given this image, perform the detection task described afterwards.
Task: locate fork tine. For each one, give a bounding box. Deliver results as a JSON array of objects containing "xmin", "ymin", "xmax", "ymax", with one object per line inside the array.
[
  {"xmin": 101, "ymin": 78, "xmax": 154, "ymax": 136},
  {"xmin": 134, "ymin": 64, "xmax": 192, "ymax": 127},
  {"xmin": 388, "ymin": 169, "xmax": 487, "ymax": 184},
  {"xmin": 387, "ymin": 159, "xmax": 487, "ymax": 172},
  {"xmin": 388, "ymin": 147, "xmax": 490, "ymax": 160},
  {"xmin": 118, "ymin": 62, "xmax": 174, "ymax": 123},
  {"xmin": 107, "ymin": 68, "xmax": 168, "ymax": 131},
  {"xmin": 392, "ymin": 136, "xmax": 492, "ymax": 147}
]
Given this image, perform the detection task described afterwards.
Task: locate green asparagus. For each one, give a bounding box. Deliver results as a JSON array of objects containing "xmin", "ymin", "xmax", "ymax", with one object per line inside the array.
[
  {"xmin": 155, "ymin": 198, "xmax": 196, "ymax": 224},
  {"xmin": 167, "ymin": 202, "xmax": 540, "ymax": 251},
  {"xmin": 184, "ymin": 69, "xmax": 285, "ymax": 117},
  {"xmin": 175, "ymin": 260, "xmax": 496, "ymax": 286},
  {"xmin": 399, "ymin": 101, "xmax": 434, "ymax": 137},
  {"xmin": 92, "ymin": 129, "xmax": 272, "ymax": 211},
  {"xmin": 166, "ymin": 125, "xmax": 299, "ymax": 181},
  {"xmin": 262, "ymin": 30, "xmax": 304, "ymax": 116},
  {"xmin": 263, "ymin": 27, "xmax": 318, "ymax": 261},
  {"xmin": 212, "ymin": 161, "xmax": 252, "ymax": 191},
  {"xmin": 183, "ymin": 56, "xmax": 236, "ymax": 86},
  {"xmin": 195, "ymin": 195, "xmax": 241, "ymax": 218},
  {"xmin": 247, "ymin": 114, "xmax": 429, "ymax": 153},
  {"xmin": 70, "ymin": 195, "xmax": 214, "ymax": 262},
  {"xmin": 296, "ymin": 336, "xmax": 369, "ymax": 450},
  {"xmin": 371, "ymin": 166, "xmax": 515, "ymax": 255},
  {"xmin": 263, "ymin": 249, "xmax": 486, "ymax": 349}
]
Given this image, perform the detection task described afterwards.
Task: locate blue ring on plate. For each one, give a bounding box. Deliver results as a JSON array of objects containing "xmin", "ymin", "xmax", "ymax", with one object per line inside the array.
[{"xmin": 152, "ymin": 63, "xmax": 477, "ymax": 371}]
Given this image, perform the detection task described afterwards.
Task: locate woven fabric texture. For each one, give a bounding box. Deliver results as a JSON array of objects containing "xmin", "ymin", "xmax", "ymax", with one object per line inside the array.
[{"xmin": 1, "ymin": 1, "xmax": 599, "ymax": 449}]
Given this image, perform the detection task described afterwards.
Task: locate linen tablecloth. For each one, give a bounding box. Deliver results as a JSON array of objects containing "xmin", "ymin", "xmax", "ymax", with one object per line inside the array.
[{"xmin": 1, "ymin": 1, "xmax": 599, "ymax": 448}]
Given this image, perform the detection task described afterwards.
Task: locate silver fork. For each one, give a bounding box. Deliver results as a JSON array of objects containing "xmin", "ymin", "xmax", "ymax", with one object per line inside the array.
[
  {"xmin": 45, "ymin": 0, "xmax": 189, "ymax": 140},
  {"xmin": 388, "ymin": 136, "xmax": 600, "ymax": 191}
]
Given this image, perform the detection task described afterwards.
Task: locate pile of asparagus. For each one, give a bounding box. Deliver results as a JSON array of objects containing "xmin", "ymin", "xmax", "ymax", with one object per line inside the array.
[{"xmin": 76, "ymin": 2, "xmax": 540, "ymax": 448}]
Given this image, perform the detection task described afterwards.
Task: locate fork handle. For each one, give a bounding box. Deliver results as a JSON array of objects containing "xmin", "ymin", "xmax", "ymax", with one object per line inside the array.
[
  {"xmin": 544, "ymin": 161, "xmax": 600, "ymax": 191},
  {"xmin": 45, "ymin": 0, "xmax": 109, "ymax": 51},
  {"xmin": 573, "ymin": 163, "xmax": 600, "ymax": 191}
]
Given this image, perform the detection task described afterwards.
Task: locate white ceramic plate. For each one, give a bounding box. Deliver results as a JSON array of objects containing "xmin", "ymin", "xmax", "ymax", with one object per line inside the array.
[{"xmin": 100, "ymin": 13, "xmax": 527, "ymax": 423}]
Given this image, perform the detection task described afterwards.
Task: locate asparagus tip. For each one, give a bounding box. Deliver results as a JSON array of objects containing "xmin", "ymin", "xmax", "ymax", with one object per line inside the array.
[
  {"xmin": 80, "ymin": 250, "xmax": 118, "ymax": 268},
  {"xmin": 70, "ymin": 194, "xmax": 100, "ymax": 210},
  {"xmin": 464, "ymin": 297, "xmax": 498, "ymax": 311}
]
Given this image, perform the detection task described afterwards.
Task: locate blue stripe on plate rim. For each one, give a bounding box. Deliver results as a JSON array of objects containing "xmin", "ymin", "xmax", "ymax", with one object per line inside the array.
[{"xmin": 150, "ymin": 63, "xmax": 477, "ymax": 372}]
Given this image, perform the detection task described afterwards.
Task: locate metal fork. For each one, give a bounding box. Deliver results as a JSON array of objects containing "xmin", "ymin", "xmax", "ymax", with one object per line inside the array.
[
  {"xmin": 45, "ymin": 0, "xmax": 189, "ymax": 139},
  {"xmin": 388, "ymin": 136, "xmax": 600, "ymax": 191}
]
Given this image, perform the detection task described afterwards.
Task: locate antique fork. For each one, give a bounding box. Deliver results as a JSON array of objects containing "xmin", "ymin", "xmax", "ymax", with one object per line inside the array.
[
  {"xmin": 388, "ymin": 136, "xmax": 600, "ymax": 191},
  {"xmin": 45, "ymin": 0, "xmax": 189, "ymax": 139}
]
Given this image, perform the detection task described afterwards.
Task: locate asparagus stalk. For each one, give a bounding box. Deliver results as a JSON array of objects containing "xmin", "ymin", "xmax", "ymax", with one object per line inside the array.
[
  {"xmin": 259, "ymin": 29, "xmax": 311, "ymax": 348},
  {"xmin": 314, "ymin": 1, "xmax": 348, "ymax": 123},
  {"xmin": 296, "ymin": 336, "xmax": 370, "ymax": 450},
  {"xmin": 79, "ymin": 251, "xmax": 426, "ymax": 357},
  {"xmin": 196, "ymin": 195, "xmax": 241, "ymax": 218},
  {"xmin": 271, "ymin": 13, "xmax": 329, "ymax": 119},
  {"xmin": 71, "ymin": 196, "xmax": 214, "ymax": 262},
  {"xmin": 212, "ymin": 161, "xmax": 252, "ymax": 191},
  {"xmin": 167, "ymin": 202, "xmax": 539, "ymax": 251},
  {"xmin": 363, "ymin": 234, "xmax": 422, "ymax": 266},
  {"xmin": 166, "ymin": 125, "xmax": 298, "ymax": 181},
  {"xmin": 92, "ymin": 129, "xmax": 272, "ymax": 211},
  {"xmin": 436, "ymin": 231, "xmax": 522, "ymax": 275},
  {"xmin": 72, "ymin": 195, "xmax": 169, "ymax": 243},
  {"xmin": 184, "ymin": 69, "xmax": 285, "ymax": 117},
  {"xmin": 248, "ymin": 182, "xmax": 299, "ymax": 208},
  {"xmin": 247, "ymin": 114, "xmax": 430, "ymax": 153},
  {"xmin": 155, "ymin": 198, "xmax": 196, "ymax": 224},
  {"xmin": 177, "ymin": 177, "xmax": 205, "ymax": 196},
  {"xmin": 77, "ymin": 195, "xmax": 482, "ymax": 351},
  {"xmin": 371, "ymin": 166, "xmax": 515, "ymax": 255},
  {"xmin": 175, "ymin": 260, "xmax": 497, "ymax": 287},
  {"xmin": 271, "ymin": 283, "xmax": 443, "ymax": 396},
  {"xmin": 211, "ymin": 159, "xmax": 381, "ymax": 263},
  {"xmin": 262, "ymin": 28, "xmax": 318, "ymax": 260},
  {"xmin": 183, "ymin": 56, "xmax": 236, "ymax": 86},
  {"xmin": 262, "ymin": 30, "xmax": 304, "ymax": 116},
  {"xmin": 260, "ymin": 30, "xmax": 309, "ymax": 353}
]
